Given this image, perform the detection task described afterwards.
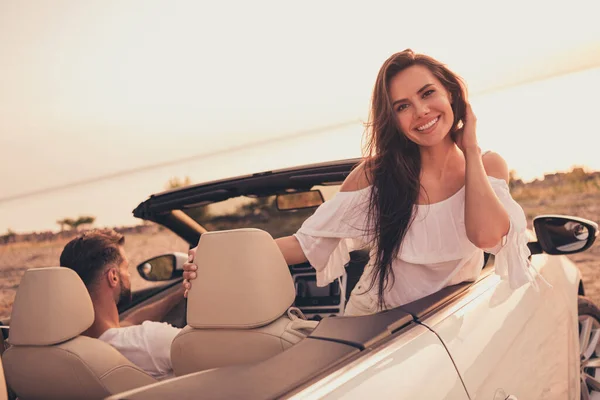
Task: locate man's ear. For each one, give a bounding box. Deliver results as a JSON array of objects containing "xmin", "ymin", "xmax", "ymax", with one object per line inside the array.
[{"xmin": 107, "ymin": 267, "xmax": 119, "ymax": 288}]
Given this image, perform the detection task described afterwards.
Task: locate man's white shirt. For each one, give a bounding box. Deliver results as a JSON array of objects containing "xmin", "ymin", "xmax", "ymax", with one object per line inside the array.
[{"xmin": 98, "ymin": 321, "xmax": 181, "ymax": 380}]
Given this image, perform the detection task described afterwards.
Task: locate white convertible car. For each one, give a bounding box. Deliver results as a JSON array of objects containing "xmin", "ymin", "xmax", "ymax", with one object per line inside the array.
[{"xmin": 1, "ymin": 158, "xmax": 598, "ymax": 400}]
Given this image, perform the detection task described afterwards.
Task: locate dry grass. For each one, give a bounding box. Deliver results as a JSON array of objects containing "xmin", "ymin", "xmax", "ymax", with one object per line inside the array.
[
  {"xmin": 514, "ymin": 185, "xmax": 600, "ymax": 304},
  {"xmin": 0, "ymin": 229, "xmax": 189, "ymax": 321}
]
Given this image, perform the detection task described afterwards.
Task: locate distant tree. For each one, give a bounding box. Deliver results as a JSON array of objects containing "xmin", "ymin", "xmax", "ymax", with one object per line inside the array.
[
  {"xmin": 57, "ymin": 218, "xmax": 76, "ymax": 231},
  {"xmin": 1, "ymin": 229, "xmax": 17, "ymax": 244},
  {"xmin": 57, "ymin": 216, "xmax": 95, "ymax": 231},
  {"xmin": 72, "ymin": 216, "xmax": 96, "ymax": 230},
  {"xmin": 166, "ymin": 176, "xmax": 192, "ymax": 190}
]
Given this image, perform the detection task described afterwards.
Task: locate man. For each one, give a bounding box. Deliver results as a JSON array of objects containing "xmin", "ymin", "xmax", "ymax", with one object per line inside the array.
[{"xmin": 60, "ymin": 228, "xmax": 185, "ymax": 380}]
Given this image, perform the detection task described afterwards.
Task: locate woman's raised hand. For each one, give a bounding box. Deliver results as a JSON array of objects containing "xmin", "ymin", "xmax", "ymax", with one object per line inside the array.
[
  {"xmin": 182, "ymin": 247, "xmax": 198, "ymax": 298},
  {"xmin": 453, "ymin": 82, "xmax": 479, "ymax": 154}
]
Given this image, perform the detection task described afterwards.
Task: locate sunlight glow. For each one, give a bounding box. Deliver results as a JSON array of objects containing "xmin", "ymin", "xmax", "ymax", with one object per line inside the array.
[{"xmin": 1, "ymin": 0, "xmax": 599, "ymax": 231}]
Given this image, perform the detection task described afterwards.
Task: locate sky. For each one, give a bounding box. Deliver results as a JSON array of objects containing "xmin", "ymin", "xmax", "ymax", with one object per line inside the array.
[{"xmin": 1, "ymin": 0, "xmax": 600, "ymax": 232}]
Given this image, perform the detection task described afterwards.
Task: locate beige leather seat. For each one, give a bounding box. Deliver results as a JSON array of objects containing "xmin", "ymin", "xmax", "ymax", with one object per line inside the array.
[
  {"xmin": 3, "ymin": 267, "xmax": 157, "ymax": 400},
  {"xmin": 171, "ymin": 228, "xmax": 317, "ymax": 376},
  {"xmin": 0, "ymin": 349, "xmax": 8, "ymax": 400}
]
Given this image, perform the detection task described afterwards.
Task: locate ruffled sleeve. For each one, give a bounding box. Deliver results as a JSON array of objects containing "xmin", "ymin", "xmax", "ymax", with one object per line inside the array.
[
  {"xmin": 484, "ymin": 177, "xmax": 547, "ymax": 290},
  {"xmin": 294, "ymin": 187, "xmax": 372, "ymax": 287}
]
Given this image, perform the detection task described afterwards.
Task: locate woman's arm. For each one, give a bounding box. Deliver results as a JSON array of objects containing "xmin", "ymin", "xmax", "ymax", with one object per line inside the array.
[
  {"xmin": 275, "ymin": 162, "xmax": 370, "ymax": 265},
  {"xmin": 275, "ymin": 236, "xmax": 308, "ymax": 265},
  {"xmin": 183, "ymin": 236, "xmax": 308, "ymax": 296},
  {"xmin": 455, "ymin": 101, "xmax": 510, "ymax": 249},
  {"xmin": 464, "ymin": 148, "xmax": 510, "ymax": 249}
]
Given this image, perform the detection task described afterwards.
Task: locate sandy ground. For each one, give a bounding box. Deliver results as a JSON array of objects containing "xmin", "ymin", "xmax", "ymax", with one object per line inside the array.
[
  {"xmin": 0, "ymin": 228, "xmax": 189, "ymax": 321},
  {"xmin": 518, "ymin": 190, "xmax": 600, "ymax": 302},
  {"xmin": 1, "ymin": 194, "xmax": 599, "ymax": 321}
]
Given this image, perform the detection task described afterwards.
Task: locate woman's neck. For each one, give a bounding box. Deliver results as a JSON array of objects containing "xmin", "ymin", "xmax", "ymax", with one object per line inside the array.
[{"xmin": 419, "ymin": 139, "xmax": 463, "ymax": 181}]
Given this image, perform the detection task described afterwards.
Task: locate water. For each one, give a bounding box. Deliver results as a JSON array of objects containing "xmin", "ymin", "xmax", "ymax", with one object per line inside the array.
[{"xmin": 2, "ymin": 68, "xmax": 599, "ymax": 233}]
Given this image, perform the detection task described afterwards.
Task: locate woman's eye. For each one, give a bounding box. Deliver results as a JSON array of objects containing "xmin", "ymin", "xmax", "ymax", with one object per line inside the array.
[
  {"xmin": 423, "ymin": 89, "xmax": 435, "ymax": 98},
  {"xmin": 396, "ymin": 104, "xmax": 409, "ymax": 112}
]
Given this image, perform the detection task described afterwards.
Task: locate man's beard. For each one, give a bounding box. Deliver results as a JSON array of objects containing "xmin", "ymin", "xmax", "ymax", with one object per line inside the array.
[{"xmin": 117, "ymin": 272, "xmax": 132, "ymax": 307}]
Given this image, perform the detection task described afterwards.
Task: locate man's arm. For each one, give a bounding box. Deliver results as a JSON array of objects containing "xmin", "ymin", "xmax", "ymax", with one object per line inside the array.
[{"xmin": 121, "ymin": 284, "xmax": 186, "ymax": 327}]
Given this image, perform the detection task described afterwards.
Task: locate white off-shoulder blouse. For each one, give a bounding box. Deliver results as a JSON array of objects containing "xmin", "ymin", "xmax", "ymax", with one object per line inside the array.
[{"xmin": 294, "ymin": 176, "xmax": 542, "ymax": 316}]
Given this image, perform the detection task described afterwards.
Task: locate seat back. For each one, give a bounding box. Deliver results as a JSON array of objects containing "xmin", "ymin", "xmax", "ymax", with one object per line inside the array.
[
  {"xmin": 3, "ymin": 267, "xmax": 156, "ymax": 400},
  {"xmin": 0, "ymin": 347, "xmax": 7, "ymax": 400},
  {"xmin": 171, "ymin": 229, "xmax": 310, "ymax": 376}
]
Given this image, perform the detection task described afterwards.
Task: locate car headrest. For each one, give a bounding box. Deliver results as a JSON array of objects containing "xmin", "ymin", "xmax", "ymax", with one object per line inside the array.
[
  {"xmin": 9, "ymin": 267, "xmax": 94, "ymax": 346},
  {"xmin": 187, "ymin": 228, "xmax": 295, "ymax": 329}
]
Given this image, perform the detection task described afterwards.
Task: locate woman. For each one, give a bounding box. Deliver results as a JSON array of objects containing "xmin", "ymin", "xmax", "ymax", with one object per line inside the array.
[{"xmin": 183, "ymin": 49, "xmax": 539, "ymax": 316}]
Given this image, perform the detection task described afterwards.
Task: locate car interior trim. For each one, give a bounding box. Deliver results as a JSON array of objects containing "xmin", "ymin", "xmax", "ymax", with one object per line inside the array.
[
  {"xmin": 416, "ymin": 272, "xmax": 503, "ymax": 329},
  {"xmin": 106, "ymin": 338, "xmax": 360, "ymax": 400},
  {"xmin": 286, "ymin": 322, "xmax": 428, "ymax": 399}
]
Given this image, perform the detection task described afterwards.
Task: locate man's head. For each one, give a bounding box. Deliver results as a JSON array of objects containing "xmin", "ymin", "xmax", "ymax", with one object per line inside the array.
[{"xmin": 60, "ymin": 229, "xmax": 132, "ymax": 307}]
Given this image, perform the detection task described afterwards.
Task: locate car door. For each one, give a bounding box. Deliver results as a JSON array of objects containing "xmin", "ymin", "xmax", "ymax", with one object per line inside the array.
[
  {"xmin": 291, "ymin": 322, "xmax": 470, "ymax": 400},
  {"xmin": 420, "ymin": 253, "xmax": 580, "ymax": 400}
]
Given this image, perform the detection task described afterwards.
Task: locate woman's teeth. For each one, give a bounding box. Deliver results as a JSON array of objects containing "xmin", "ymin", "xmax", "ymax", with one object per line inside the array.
[{"xmin": 416, "ymin": 117, "xmax": 439, "ymax": 132}]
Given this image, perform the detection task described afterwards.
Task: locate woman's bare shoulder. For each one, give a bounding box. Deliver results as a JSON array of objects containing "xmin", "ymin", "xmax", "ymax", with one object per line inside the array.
[
  {"xmin": 482, "ymin": 151, "xmax": 509, "ymax": 183},
  {"xmin": 340, "ymin": 161, "xmax": 372, "ymax": 192}
]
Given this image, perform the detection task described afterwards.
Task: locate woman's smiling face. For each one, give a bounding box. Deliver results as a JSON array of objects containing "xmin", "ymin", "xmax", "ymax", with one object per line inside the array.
[{"xmin": 389, "ymin": 64, "xmax": 455, "ymax": 147}]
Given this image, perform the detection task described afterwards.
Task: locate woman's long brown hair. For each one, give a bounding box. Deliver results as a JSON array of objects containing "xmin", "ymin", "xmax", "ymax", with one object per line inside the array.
[{"xmin": 362, "ymin": 49, "xmax": 467, "ymax": 309}]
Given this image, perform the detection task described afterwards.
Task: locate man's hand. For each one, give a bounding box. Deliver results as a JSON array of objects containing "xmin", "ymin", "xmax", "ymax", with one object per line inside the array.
[
  {"xmin": 182, "ymin": 247, "xmax": 198, "ymax": 298},
  {"xmin": 123, "ymin": 280, "xmax": 187, "ymax": 326}
]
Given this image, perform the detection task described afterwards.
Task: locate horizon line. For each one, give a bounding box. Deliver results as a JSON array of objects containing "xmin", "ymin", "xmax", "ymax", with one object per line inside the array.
[{"xmin": 3, "ymin": 64, "xmax": 599, "ymax": 205}]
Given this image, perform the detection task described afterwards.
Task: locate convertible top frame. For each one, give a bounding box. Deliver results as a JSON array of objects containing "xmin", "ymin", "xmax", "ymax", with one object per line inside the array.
[{"xmin": 132, "ymin": 158, "xmax": 361, "ymax": 245}]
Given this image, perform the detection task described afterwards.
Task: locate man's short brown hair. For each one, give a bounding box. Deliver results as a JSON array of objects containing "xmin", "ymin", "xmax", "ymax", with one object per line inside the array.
[{"xmin": 60, "ymin": 228, "xmax": 125, "ymax": 288}]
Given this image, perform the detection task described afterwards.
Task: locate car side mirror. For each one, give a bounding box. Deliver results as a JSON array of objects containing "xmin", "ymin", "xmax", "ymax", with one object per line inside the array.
[
  {"xmin": 136, "ymin": 252, "xmax": 188, "ymax": 281},
  {"xmin": 276, "ymin": 190, "xmax": 324, "ymax": 211},
  {"xmin": 530, "ymin": 215, "xmax": 598, "ymax": 255}
]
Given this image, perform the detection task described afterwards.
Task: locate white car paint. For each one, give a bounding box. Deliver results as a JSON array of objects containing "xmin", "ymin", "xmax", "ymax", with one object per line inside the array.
[
  {"xmin": 290, "ymin": 252, "xmax": 582, "ymax": 400},
  {"xmin": 290, "ymin": 324, "xmax": 469, "ymax": 400},
  {"xmin": 420, "ymin": 253, "xmax": 580, "ymax": 399}
]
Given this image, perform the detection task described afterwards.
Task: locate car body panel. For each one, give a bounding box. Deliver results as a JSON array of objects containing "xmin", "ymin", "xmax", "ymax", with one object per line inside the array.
[
  {"xmin": 289, "ymin": 323, "xmax": 468, "ymax": 400},
  {"xmin": 421, "ymin": 253, "xmax": 581, "ymax": 399}
]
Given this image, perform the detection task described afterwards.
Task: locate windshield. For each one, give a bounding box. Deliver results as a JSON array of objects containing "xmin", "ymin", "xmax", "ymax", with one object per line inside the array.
[{"xmin": 181, "ymin": 185, "xmax": 341, "ymax": 238}]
